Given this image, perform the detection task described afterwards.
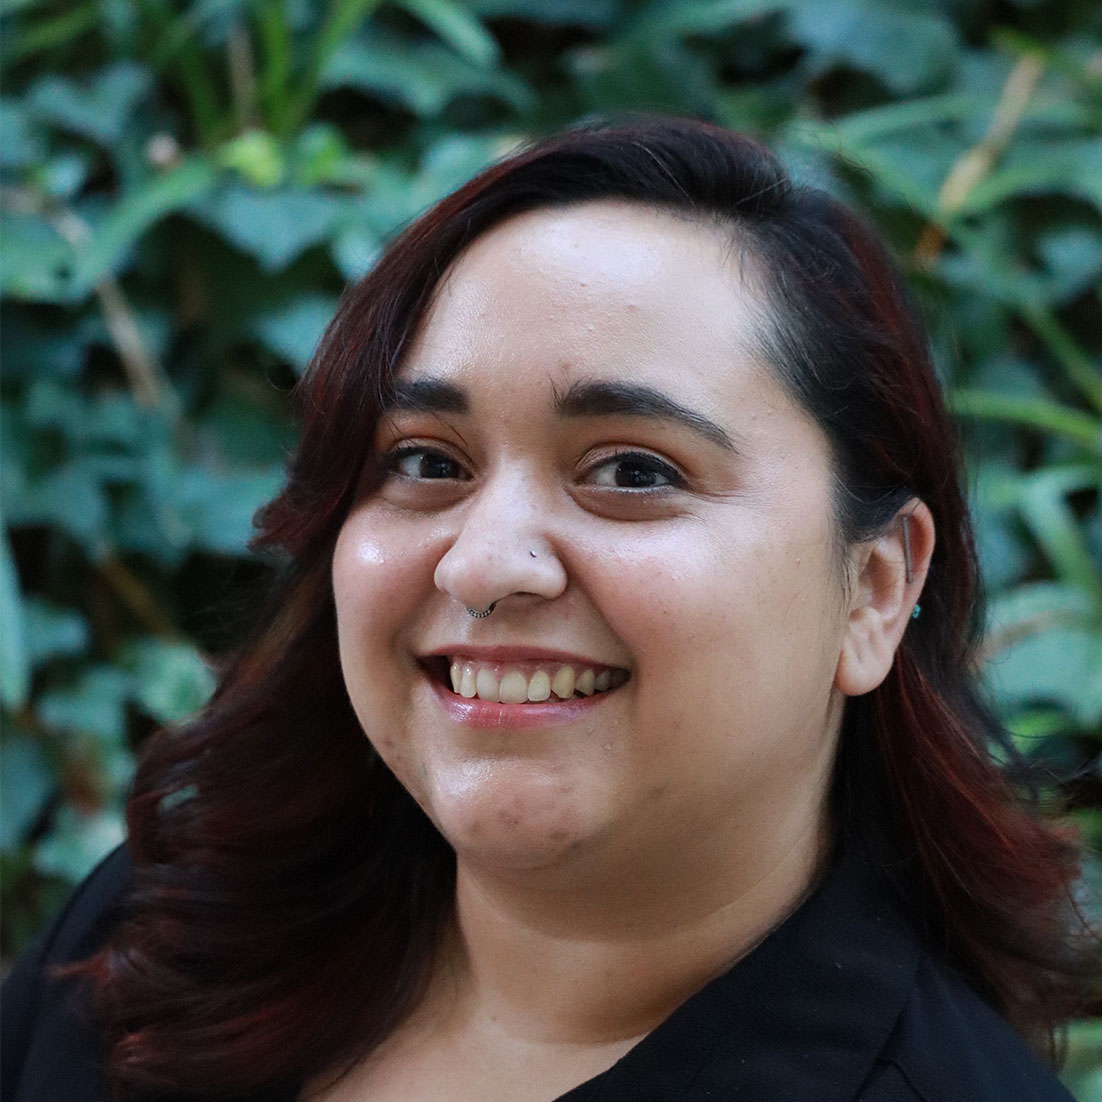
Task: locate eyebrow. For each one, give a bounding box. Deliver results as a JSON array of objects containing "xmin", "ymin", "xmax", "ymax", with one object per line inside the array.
[
  {"xmin": 381, "ymin": 375, "xmax": 738, "ymax": 452},
  {"xmin": 380, "ymin": 378, "xmax": 469, "ymax": 414},
  {"xmin": 555, "ymin": 379, "xmax": 739, "ymax": 451}
]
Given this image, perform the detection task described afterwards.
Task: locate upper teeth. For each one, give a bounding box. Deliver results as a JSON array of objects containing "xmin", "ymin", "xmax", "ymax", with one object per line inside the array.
[{"xmin": 448, "ymin": 660, "xmax": 617, "ymax": 703}]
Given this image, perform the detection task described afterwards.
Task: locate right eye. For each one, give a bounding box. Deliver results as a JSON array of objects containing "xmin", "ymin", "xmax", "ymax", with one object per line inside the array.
[{"xmin": 383, "ymin": 446, "xmax": 468, "ymax": 481}]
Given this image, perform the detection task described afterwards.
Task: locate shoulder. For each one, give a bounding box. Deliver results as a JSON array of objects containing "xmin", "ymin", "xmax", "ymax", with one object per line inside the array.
[
  {"xmin": 560, "ymin": 851, "xmax": 1077, "ymax": 1102},
  {"xmin": 857, "ymin": 953, "xmax": 1074, "ymax": 1102},
  {"xmin": 1, "ymin": 845, "xmax": 132, "ymax": 1102}
]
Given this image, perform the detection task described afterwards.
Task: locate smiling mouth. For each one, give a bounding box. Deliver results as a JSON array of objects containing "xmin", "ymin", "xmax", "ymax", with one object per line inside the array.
[{"xmin": 421, "ymin": 656, "xmax": 630, "ymax": 704}]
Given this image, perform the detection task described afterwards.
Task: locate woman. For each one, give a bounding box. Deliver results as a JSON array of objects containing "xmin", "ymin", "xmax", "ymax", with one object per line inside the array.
[{"xmin": 2, "ymin": 118, "xmax": 1093, "ymax": 1101}]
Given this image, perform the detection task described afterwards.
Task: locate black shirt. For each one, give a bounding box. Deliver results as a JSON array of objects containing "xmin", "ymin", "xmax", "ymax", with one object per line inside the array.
[{"xmin": 2, "ymin": 846, "xmax": 1074, "ymax": 1101}]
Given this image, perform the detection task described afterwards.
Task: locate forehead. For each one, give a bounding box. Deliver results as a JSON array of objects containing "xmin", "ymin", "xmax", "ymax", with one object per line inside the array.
[{"xmin": 402, "ymin": 201, "xmax": 773, "ymax": 410}]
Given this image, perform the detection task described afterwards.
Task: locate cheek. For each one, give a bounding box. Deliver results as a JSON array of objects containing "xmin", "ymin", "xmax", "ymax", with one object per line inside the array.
[
  {"xmin": 331, "ymin": 512, "xmax": 438, "ymax": 732},
  {"xmin": 586, "ymin": 515, "xmax": 841, "ymax": 722},
  {"xmin": 577, "ymin": 520, "xmax": 771, "ymax": 653},
  {"xmin": 332, "ymin": 510, "xmax": 433, "ymax": 644},
  {"xmin": 332, "ymin": 514, "xmax": 432, "ymax": 782},
  {"xmin": 333, "ymin": 525, "xmax": 385, "ymax": 657}
]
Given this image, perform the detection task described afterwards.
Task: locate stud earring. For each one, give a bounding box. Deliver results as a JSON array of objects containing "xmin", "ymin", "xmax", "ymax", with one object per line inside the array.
[{"xmin": 912, "ymin": 604, "xmax": 922, "ymax": 620}]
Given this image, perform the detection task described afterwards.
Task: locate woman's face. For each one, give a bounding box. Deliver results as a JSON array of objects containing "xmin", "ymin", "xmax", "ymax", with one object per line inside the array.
[{"xmin": 333, "ymin": 202, "xmax": 854, "ymax": 884}]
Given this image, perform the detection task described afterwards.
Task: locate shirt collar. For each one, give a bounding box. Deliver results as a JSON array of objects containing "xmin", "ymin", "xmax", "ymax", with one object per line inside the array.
[{"xmin": 559, "ymin": 851, "xmax": 922, "ymax": 1101}]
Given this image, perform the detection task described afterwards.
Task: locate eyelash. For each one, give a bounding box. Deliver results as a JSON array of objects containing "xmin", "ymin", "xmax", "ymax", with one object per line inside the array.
[
  {"xmin": 584, "ymin": 450, "xmax": 686, "ymax": 490},
  {"xmin": 382, "ymin": 445, "xmax": 469, "ymax": 482},
  {"xmin": 379, "ymin": 446, "xmax": 686, "ymax": 491}
]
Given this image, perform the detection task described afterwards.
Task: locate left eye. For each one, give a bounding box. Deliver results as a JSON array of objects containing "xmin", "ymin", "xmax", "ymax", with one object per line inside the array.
[
  {"xmin": 385, "ymin": 447, "xmax": 467, "ymax": 481},
  {"xmin": 585, "ymin": 452, "xmax": 684, "ymax": 489}
]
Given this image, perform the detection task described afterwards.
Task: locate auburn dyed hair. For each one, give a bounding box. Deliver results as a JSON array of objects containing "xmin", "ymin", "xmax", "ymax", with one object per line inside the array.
[{"xmin": 75, "ymin": 118, "xmax": 1093, "ymax": 1099}]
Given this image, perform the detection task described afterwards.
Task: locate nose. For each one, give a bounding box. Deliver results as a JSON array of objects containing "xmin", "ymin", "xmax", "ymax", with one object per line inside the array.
[{"xmin": 433, "ymin": 469, "xmax": 568, "ymax": 614}]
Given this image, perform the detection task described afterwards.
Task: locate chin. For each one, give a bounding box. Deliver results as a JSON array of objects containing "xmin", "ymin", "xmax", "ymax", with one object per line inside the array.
[{"xmin": 427, "ymin": 765, "xmax": 596, "ymax": 871}]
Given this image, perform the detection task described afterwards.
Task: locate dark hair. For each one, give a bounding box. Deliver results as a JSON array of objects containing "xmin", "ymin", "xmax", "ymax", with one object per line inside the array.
[{"xmin": 74, "ymin": 118, "xmax": 1093, "ymax": 1099}]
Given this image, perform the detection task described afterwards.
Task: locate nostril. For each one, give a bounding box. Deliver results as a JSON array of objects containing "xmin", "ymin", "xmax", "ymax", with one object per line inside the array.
[{"xmin": 433, "ymin": 532, "xmax": 568, "ymax": 610}]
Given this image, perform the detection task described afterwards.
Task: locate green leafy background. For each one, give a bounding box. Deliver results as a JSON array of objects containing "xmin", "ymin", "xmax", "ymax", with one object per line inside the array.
[{"xmin": 1, "ymin": 0, "xmax": 1099, "ymax": 1094}]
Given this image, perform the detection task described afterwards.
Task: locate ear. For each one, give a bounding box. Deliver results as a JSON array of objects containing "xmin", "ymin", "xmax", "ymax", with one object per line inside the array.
[{"xmin": 834, "ymin": 501, "xmax": 934, "ymax": 698}]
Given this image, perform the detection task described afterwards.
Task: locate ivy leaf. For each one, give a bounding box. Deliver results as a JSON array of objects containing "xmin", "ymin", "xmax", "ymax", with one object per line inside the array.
[
  {"xmin": 970, "ymin": 461, "xmax": 1033, "ymax": 591},
  {"xmin": 984, "ymin": 627, "xmax": 1102, "ymax": 727},
  {"xmin": 0, "ymin": 210, "xmax": 75, "ymax": 303},
  {"xmin": 26, "ymin": 61, "xmax": 151, "ymax": 148},
  {"xmin": 171, "ymin": 465, "xmax": 286, "ymax": 555},
  {"xmin": 330, "ymin": 224, "xmax": 381, "ymax": 281},
  {"xmin": 190, "ymin": 184, "xmax": 345, "ymax": 272},
  {"xmin": 37, "ymin": 665, "xmax": 134, "ymax": 742},
  {"xmin": 123, "ymin": 638, "xmax": 215, "ymax": 725},
  {"xmin": 403, "ymin": 134, "xmax": 518, "ymax": 215},
  {"xmin": 625, "ymin": 0, "xmax": 788, "ymax": 40},
  {"xmin": 0, "ymin": 529, "xmax": 29, "ymax": 710},
  {"xmin": 217, "ymin": 130, "xmax": 286, "ymax": 188},
  {"xmin": 397, "ymin": 0, "xmax": 501, "ymax": 67},
  {"xmin": 0, "ymin": 734, "xmax": 54, "ymax": 853},
  {"xmin": 195, "ymin": 393, "xmax": 297, "ymax": 467},
  {"xmin": 1016, "ymin": 467, "xmax": 1102, "ymax": 598},
  {"xmin": 0, "ymin": 96, "xmax": 46, "ymax": 168},
  {"xmin": 787, "ymin": 0, "xmax": 958, "ymax": 94},
  {"xmin": 251, "ymin": 293, "xmax": 337, "ymax": 374},
  {"xmin": 33, "ymin": 805, "xmax": 126, "ymax": 884},
  {"xmin": 323, "ymin": 34, "xmax": 533, "ymax": 117},
  {"xmin": 37, "ymin": 152, "xmax": 91, "ymax": 200},
  {"xmin": 1036, "ymin": 227, "xmax": 1102, "ymax": 306},
  {"xmin": 0, "ymin": 308, "xmax": 95, "ymax": 382},
  {"xmin": 569, "ymin": 37, "xmax": 721, "ymax": 116},
  {"xmin": 354, "ymin": 137, "xmax": 506, "ymax": 230},
  {"xmin": 71, "ymin": 157, "xmax": 217, "ymax": 295},
  {"xmin": 3, "ymin": 459, "xmax": 110, "ymax": 557},
  {"xmin": 463, "ymin": 0, "xmax": 618, "ymax": 25},
  {"xmin": 24, "ymin": 598, "xmax": 91, "ymax": 670},
  {"xmin": 960, "ymin": 138, "xmax": 1102, "ymax": 215}
]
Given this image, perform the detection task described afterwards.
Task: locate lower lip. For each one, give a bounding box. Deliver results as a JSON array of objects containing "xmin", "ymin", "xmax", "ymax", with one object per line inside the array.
[{"xmin": 428, "ymin": 678, "xmax": 616, "ymax": 729}]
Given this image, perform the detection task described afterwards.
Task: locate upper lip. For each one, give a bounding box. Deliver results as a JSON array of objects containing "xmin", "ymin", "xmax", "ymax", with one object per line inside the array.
[{"xmin": 421, "ymin": 644, "xmax": 627, "ymax": 669}]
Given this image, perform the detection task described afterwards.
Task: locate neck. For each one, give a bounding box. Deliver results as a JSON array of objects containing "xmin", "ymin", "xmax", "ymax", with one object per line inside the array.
[{"xmin": 442, "ymin": 802, "xmax": 832, "ymax": 1046}]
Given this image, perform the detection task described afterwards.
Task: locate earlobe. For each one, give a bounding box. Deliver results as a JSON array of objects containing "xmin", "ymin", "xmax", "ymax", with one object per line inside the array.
[{"xmin": 834, "ymin": 501, "xmax": 934, "ymax": 697}]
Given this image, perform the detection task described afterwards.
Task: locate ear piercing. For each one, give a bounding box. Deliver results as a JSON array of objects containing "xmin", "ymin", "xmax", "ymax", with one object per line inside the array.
[
  {"xmin": 902, "ymin": 516, "xmax": 923, "ymax": 621},
  {"xmin": 902, "ymin": 514, "xmax": 915, "ymax": 585}
]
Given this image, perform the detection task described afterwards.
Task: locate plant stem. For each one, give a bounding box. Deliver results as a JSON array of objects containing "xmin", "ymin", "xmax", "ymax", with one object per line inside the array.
[
  {"xmin": 228, "ymin": 21, "xmax": 261, "ymax": 133},
  {"xmin": 915, "ymin": 54, "xmax": 1044, "ymax": 263},
  {"xmin": 283, "ymin": 0, "xmax": 386, "ymax": 136},
  {"xmin": 256, "ymin": 0, "xmax": 294, "ymax": 131}
]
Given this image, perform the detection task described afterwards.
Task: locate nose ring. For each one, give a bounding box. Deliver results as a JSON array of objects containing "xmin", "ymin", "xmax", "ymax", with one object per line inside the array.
[{"xmin": 463, "ymin": 551, "xmax": 539, "ymax": 617}]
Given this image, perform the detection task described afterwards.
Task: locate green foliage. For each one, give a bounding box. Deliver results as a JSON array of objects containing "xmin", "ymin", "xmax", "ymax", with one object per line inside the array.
[{"xmin": 2, "ymin": 0, "xmax": 1099, "ymax": 1088}]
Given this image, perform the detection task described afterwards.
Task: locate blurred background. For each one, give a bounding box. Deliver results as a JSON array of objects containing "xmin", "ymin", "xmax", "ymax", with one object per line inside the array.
[{"xmin": 1, "ymin": 0, "xmax": 1099, "ymax": 1093}]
